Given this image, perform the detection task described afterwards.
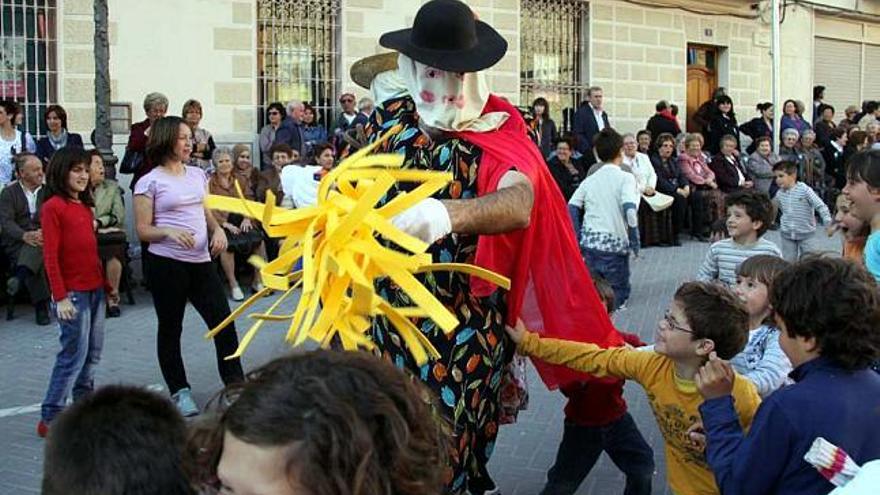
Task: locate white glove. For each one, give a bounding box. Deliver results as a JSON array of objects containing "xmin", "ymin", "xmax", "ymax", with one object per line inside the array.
[{"xmin": 391, "ymin": 198, "xmax": 452, "ymax": 244}]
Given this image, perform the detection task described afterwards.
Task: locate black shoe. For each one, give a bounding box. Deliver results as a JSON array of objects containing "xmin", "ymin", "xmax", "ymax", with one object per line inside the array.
[
  {"xmin": 35, "ymin": 302, "xmax": 51, "ymax": 326},
  {"xmin": 107, "ymin": 305, "xmax": 121, "ymax": 318}
]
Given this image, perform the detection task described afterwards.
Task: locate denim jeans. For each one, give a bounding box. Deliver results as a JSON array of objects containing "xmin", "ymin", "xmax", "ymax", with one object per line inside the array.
[
  {"xmin": 582, "ymin": 248, "xmax": 631, "ymax": 309},
  {"xmin": 41, "ymin": 289, "xmax": 106, "ymax": 422},
  {"xmin": 540, "ymin": 413, "xmax": 654, "ymax": 495}
]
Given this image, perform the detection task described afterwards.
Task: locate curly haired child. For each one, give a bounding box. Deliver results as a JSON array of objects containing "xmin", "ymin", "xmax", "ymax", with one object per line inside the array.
[{"xmin": 186, "ymin": 350, "xmax": 450, "ymax": 495}]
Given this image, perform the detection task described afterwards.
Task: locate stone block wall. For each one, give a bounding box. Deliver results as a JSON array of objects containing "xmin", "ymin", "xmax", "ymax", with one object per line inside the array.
[
  {"xmin": 589, "ymin": 0, "xmax": 772, "ymax": 134},
  {"xmin": 58, "ymin": 0, "xmax": 258, "ymax": 142}
]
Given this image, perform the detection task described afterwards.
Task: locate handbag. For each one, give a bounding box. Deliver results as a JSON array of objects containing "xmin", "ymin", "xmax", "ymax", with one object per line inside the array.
[
  {"xmin": 119, "ymin": 149, "xmax": 143, "ymax": 174},
  {"xmin": 642, "ymin": 191, "xmax": 674, "ymax": 212},
  {"xmin": 96, "ymin": 230, "xmax": 127, "ymax": 246}
]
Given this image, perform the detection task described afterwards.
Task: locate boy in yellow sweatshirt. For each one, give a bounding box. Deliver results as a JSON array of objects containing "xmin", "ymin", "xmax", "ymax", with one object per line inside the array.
[{"xmin": 507, "ymin": 282, "xmax": 761, "ymax": 495}]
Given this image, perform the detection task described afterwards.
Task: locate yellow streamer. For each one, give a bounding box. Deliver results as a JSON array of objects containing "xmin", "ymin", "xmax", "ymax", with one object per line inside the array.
[{"xmin": 204, "ymin": 125, "xmax": 511, "ymax": 365}]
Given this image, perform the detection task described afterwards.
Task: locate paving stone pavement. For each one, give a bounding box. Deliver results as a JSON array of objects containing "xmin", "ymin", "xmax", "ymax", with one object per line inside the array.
[{"xmin": 0, "ymin": 231, "xmax": 839, "ymax": 495}]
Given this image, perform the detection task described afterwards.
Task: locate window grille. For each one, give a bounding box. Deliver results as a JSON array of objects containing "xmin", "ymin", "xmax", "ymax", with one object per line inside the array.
[
  {"xmin": 256, "ymin": 0, "xmax": 340, "ymax": 132},
  {"xmin": 519, "ymin": 0, "xmax": 588, "ymax": 133},
  {"xmin": 0, "ymin": 0, "xmax": 57, "ymax": 139}
]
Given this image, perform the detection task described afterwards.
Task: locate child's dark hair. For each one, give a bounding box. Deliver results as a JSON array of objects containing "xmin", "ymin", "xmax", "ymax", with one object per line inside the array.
[
  {"xmin": 725, "ymin": 190, "xmax": 775, "ymax": 237},
  {"xmin": 772, "ymin": 160, "xmax": 798, "ymax": 176},
  {"xmin": 269, "ymin": 142, "xmax": 294, "ymax": 158},
  {"xmin": 846, "ymin": 149, "xmax": 880, "ymax": 187},
  {"xmin": 186, "ymin": 350, "xmax": 449, "ymax": 495},
  {"xmin": 42, "ymin": 385, "xmax": 192, "ymax": 495},
  {"xmin": 756, "ymin": 102, "xmax": 772, "ymax": 112},
  {"xmin": 770, "ymin": 257, "xmax": 880, "ymax": 370},
  {"xmin": 593, "ymin": 276, "xmax": 615, "ymax": 314},
  {"xmin": 45, "ymin": 147, "xmax": 94, "ymax": 206},
  {"xmin": 593, "ymin": 127, "xmax": 624, "ymax": 163},
  {"xmin": 675, "ymin": 282, "xmax": 749, "ymax": 359},
  {"xmin": 146, "ymin": 115, "xmax": 187, "ymax": 166}
]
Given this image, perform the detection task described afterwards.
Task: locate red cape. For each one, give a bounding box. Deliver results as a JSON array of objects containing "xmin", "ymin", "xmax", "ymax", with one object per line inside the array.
[{"xmin": 455, "ymin": 95, "xmax": 624, "ymax": 389}]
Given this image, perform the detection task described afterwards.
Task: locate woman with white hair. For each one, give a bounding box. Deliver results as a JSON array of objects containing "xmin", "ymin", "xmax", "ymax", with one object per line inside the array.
[
  {"xmin": 126, "ymin": 92, "xmax": 169, "ymax": 188},
  {"xmin": 207, "ymin": 146, "xmax": 267, "ymax": 301},
  {"xmin": 779, "ymin": 128, "xmax": 807, "ymax": 181}
]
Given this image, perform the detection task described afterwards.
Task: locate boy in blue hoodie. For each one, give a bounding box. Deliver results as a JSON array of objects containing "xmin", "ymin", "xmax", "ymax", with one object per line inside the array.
[{"xmin": 696, "ymin": 257, "xmax": 880, "ymax": 495}]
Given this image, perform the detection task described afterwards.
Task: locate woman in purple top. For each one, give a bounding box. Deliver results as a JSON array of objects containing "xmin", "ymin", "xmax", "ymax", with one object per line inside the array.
[
  {"xmin": 780, "ymin": 99, "xmax": 812, "ymax": 135},
  {"xmin": 133, "ymin": 116, "xmax": 244, "ymax": 417}
]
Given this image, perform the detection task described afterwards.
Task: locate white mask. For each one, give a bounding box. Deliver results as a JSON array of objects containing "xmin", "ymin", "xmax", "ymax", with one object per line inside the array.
[
  {"xmin": 370, "ymin": 70, "xmax": 408, "ymax": 105},
  {"xmin": 397, "ymin": 53, "xmax": 491, "ymax": 132}
]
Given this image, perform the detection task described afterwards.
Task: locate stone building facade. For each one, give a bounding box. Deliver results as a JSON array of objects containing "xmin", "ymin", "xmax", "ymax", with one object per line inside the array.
[{"xmin": 1, "ymin": 0, "xmax": 876, "ymax": 144}]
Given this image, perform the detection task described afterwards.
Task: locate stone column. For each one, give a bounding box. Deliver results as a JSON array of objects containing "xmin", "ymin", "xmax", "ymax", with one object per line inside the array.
[{"xmin": 94, "ymin": 0, "xmax": 118, "ymax": 177}]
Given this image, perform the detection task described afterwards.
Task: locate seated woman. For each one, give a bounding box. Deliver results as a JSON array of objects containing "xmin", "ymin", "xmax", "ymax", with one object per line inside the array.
[
  {"xmin": 709, "ymin": 134, "xmax": 753, "ymax": 194},
  {"xmin": 183, "ymin": 99, "xmax": 216, "ymax": 172},
  {"xmin": 231, "ymin": 144, "xmax": 259, "ymax": 199},
  {"xmin": 678, "ymin": 133, "xmax": 723, "ymax": 242},
  {"xmin": 650, "ymin": 133, "xmax": 688, "ymax": 246},
  {"xmin": 623, "ymin": 133, "xmax": 667, "ymax": 247},
  {"xmin": 208, "ymin": 147, "xmax": 267, "ymax": 301},
  {"xmin": 636, "ymin": 129, "xmax": 652, "ymax": 155},
  {"xmin": 546, "ymin": 138, "xmax": 586, "ymax": 201},
  {"xmin": 746, "ymin": 136, "xmax": 779, "ymax": 196},
  {"xmin": 88, "ymin": 150, "xmax": 125, "ymax": 317}
]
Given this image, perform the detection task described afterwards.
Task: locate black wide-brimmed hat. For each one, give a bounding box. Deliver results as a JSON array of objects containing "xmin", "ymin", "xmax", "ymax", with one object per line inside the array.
[{"xmin": 379, "ymin": 0, "xmax": 507, "ymax": 73}]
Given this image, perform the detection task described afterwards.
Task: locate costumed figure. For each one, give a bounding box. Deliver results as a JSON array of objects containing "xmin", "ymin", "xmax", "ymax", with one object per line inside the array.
[{"xmin": 361, "ymin": 1, "xmax": 624, "ymax": 493}]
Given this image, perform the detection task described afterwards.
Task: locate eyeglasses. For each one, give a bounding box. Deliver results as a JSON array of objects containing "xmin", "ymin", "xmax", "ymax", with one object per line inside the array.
[
  {"xmin": 341, "ymin": 98, "xmax": 354, "ymax": 103},
  {"xmin": 662, "ymin": 310, "xmax": 693, "ymax": 334},
  {"xmin": 268, "ymin": 111, "xmax": 280, "ymax": 115}
]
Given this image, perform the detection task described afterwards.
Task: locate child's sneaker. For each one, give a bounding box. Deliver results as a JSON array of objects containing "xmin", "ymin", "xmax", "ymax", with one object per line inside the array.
[
  {"xmin": 171, "ymin": 388, "xmax": 199, "ymax": 417},
  {"xmin": 36, "ymin": 420, "xmax": 49, "ymax": 438}
]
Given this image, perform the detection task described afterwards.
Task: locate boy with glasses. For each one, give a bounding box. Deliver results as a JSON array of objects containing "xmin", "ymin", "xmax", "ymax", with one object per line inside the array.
[{"xmin": 507, "ymin": 282, "xmax": 761, "ymax": 495}]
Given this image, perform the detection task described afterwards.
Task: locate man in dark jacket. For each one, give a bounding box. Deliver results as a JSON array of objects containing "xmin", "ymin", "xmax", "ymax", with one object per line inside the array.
[
  {"xmin": 273, "ymin": 100, "xmax": 306, "ymax": 159},
  {"xmin": 572, "ymin": 86, "xmax": 609, "ymax": 162},
  {"xmin": 0, "ymin": 153, "xmax": 50, "ymax": 324},
  {"xmin": 646, "ymin": 100, "xmax": 681, "ymax": 144}
]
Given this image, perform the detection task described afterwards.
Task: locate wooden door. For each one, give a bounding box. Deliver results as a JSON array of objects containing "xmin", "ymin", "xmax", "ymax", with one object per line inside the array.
[{"xmin": 686, "ymin": 45, "xmax": 718, "ymax": 133}]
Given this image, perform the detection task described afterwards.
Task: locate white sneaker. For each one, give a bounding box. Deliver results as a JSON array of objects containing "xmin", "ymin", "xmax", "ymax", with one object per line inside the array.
[
  {"xmin": 251, "ymin": 281, "xmax": 265, "ymax": 293},
  {"xmin": 171, "ymin": 388, "xmax": 199, "ymax": 417},
  {"xmin": 230, "ymin": 285, "xmax": 245, "ymax": 301}
]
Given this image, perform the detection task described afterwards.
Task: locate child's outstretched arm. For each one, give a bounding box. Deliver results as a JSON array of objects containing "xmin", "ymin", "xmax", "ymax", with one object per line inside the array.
[{"xmin": 506, "ymin": 320, "xmax": 655, "ymax": 383}]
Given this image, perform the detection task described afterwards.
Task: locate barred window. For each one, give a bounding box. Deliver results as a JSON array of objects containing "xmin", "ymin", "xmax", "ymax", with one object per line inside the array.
[
  {"xmin": 0, "ymin": 0, "xmax": 57, "ymax": 139},
  {"xmin": 257, "ymin": 0, "xmax": 340, "ymax": 131},
  {"xmin": 520, "ymin": 0, "xmax": 588, "ymax": 133}
]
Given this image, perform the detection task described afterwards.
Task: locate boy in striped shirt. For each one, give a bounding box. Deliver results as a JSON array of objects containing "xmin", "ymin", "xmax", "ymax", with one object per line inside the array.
[
  {"xmin": 772, "ymin": 161, "xmax": 833, "ymax": 261},
  {"xmin": 697, "ymin": 190, "xmax": 781, "ymax": 286}
]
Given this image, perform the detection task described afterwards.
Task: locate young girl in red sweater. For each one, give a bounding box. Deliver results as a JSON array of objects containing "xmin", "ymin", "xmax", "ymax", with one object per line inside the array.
[{"xmin": 37, "ymin": 147, "xmax": 113, "ymax": 437}]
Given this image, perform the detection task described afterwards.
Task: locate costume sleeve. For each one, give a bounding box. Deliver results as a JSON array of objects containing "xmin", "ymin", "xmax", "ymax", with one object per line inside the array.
[
  {"xmin": 696, "ymin": 243, "xmax": 718, "ymax": 281},
  {"xmin": 518, "ymin": 331, "xmax": 655, "ymax": 384},
  {"xmin": 700, "ymin": 393, "xmax": 788, "ymax": 495}
]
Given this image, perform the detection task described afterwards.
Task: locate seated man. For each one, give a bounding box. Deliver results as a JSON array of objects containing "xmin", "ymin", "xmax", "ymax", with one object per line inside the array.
[{"xmin": 0, "ymin": 153, "xmax": 50, "ymax": 324}]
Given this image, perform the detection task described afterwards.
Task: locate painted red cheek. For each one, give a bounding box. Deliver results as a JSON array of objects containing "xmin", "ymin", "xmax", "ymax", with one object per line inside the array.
[{"xmin": 420, "ymin": 90, "xmax": 436, "ymax": 103}]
